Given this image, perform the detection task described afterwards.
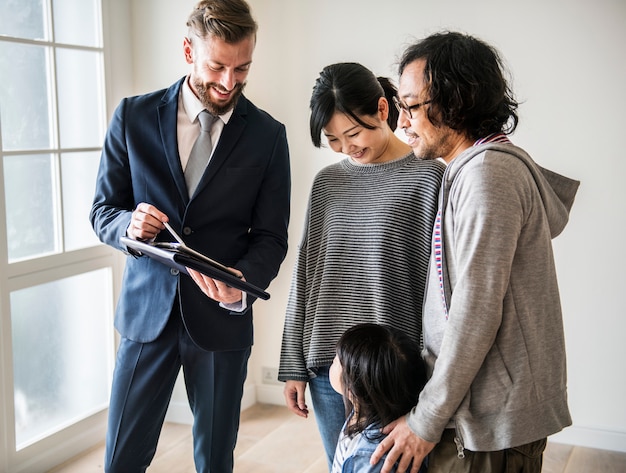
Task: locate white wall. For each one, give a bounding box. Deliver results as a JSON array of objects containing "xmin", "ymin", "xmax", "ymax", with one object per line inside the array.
[{"xmin": 111, "ymin": 0, "xmax": 626, "ymax": 452}]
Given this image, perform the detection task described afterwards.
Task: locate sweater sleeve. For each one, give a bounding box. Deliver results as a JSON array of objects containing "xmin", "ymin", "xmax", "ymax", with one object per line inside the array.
[{"xmin": 278, "ymin": 197, "xmax": 313, "ymax": 381}]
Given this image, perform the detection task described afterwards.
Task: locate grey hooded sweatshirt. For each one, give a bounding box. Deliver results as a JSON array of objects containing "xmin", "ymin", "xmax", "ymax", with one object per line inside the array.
[{"xmin": 409, "ymin": 142, "xmax": 578, "ymax": 452}]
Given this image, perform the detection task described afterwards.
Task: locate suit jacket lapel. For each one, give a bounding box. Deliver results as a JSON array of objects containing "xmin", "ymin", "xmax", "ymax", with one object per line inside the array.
[{"xmin": 157, "ymin": 78, "xmax": 189, "ymax": 203}]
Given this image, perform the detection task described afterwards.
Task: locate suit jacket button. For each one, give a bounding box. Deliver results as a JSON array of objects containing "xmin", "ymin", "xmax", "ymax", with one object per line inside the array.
[
  {"xmin": 170, "ymin": 268, "xmax": 179, "ymax": 276},
  {"xmin": 182, "ymin": 227, "xmax": 192, "ymax": 236}
]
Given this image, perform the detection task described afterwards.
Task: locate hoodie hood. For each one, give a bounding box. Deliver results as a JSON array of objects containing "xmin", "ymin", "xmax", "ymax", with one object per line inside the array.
[{"xmin": 445, "ymin": 142, "xmax": 580, "ymax": 238}]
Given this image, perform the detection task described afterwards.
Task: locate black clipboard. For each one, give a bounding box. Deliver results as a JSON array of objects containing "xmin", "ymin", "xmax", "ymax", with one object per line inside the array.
[{"xmin": 120, "ymin": 236, "xmax": 270, "ymax": 300}]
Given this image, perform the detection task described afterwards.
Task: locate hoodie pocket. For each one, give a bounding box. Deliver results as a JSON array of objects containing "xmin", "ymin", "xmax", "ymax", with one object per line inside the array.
[{"xmin": 469, "ymin": 342, "xmax": 513, "ymax": 415}]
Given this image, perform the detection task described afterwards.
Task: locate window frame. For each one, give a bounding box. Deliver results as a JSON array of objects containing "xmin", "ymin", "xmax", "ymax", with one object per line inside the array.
[{"xmin": 0, "ymin": 0, "xmax": 122, "ymax": 470}]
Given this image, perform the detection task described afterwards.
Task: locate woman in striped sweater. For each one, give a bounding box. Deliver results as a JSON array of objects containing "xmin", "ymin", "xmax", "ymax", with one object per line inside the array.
[{"xmin": 278, "ymin": 62, "xmax": 445, "ymax": 470}]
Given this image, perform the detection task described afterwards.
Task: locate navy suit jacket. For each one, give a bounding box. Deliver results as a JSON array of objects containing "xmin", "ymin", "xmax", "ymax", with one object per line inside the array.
[{"xmin": 90, "ymin": 77, "xmax": 290, "ymax": 351}]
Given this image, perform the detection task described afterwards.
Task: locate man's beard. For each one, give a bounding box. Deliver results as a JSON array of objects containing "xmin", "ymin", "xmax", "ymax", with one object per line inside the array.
[
  {"xmin": 410, "ymin": 126, "xmax": 456, "ymax": 161},
  {"xmin": 193, "ymin": 80, "xmax": 246, "ymax": 115}
]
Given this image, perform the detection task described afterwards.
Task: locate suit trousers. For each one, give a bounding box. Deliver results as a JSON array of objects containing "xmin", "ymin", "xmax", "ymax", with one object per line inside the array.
[{"xmin": 104, "ymin": 303, "xmax": 251, "ymax": 473}]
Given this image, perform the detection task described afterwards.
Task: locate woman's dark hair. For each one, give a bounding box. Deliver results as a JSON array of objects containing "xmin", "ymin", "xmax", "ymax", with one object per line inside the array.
[
  {"xmin": 398, "ymin": 31, "xmax": 519, "ymax": 140},
  {"xmin": 309, "ymin": 63, "xmax": 400, "ymax": 147},
  {"xmin": 337, "ymin": 323, "xmax": 427, "ymax": 439}
]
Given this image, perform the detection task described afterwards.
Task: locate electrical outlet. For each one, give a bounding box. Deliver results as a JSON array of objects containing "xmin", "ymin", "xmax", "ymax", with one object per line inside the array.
[{"xmin": 261, "ymin": 366, "xmax": 281, "ymax": 385}]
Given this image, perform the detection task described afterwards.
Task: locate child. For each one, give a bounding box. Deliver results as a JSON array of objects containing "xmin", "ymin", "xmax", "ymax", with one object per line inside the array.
[{"xmin": 329, "ymin": 323, "xmax": 428, "ymax": 473}]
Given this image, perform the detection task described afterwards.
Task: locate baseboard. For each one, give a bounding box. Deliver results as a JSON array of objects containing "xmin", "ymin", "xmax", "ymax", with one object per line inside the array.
[
  {"xmin": 550, "ymin": 425, "xmax": 626, "ymax": 453},
  {"xmin": 165, "ymin": 386, "xmax": 626, "ymax": 455},
  {"xmin": 255, "ymin": 384, "xmax": 284, "ymax": 405}
]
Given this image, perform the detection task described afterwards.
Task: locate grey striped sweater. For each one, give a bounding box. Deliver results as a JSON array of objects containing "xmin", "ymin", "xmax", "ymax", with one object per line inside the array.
[{"xmin": 279, "ymin": 153, "xmax": 445, "ymax": 381}]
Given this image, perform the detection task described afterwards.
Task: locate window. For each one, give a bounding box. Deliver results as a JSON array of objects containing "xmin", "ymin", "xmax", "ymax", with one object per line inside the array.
[
  {"xmin": 11, "ymin": 268, "xmax": 113, "ymax": 448},
  {"xmin": 0, "ymin": 0, "xmax": 115, "ymax": 469},
  {"xmin": 0, "ymin": 0, "xmax": 104, "ymax": 261}
]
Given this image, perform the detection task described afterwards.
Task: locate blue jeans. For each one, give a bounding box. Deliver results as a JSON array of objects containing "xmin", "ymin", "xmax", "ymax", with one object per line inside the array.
[{"xmin": 309, "ymin": 366, "xmax": 348, "ymax": 471}]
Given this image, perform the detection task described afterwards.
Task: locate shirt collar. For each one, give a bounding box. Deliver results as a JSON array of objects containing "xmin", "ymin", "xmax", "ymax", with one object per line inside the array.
[{"xmin": 182, "ymin": 75, "xmax": 234, "ymax": 124}]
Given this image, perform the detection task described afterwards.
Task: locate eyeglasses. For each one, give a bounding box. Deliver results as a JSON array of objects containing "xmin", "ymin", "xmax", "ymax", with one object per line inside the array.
[{"xmin": 392, "ymin": 96, "xmax": 432, "ymax": 119}]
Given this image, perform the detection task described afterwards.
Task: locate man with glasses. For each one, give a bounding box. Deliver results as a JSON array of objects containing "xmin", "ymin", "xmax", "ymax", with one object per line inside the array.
[{"xmin": 371, "ymin": 32, "xmax": 578, "ymax": 473}]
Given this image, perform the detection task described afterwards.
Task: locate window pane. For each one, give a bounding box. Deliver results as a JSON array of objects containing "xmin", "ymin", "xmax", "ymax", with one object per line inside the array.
[
  {"xmin": 56, "ymin": 48, "xmax": 105, "ymax": 149},
  {"xmin": 11, "ymin": 268, "xmax": 113, "ymax": 449},
  {"xmin": 3, "ymin": 154, "xmax": 58, "ymax": 262},
  {"xmin": 53, "ymin": 0, "xmax": 101, "ymax": 47},
  {"xmin": 0, "ymin": 0, "xmax": 47, "ymax": 40},
  {"xmin": 61, "ymin": 151, "xmax": 101, "ymax": 251},
  {"xmin": 0, "ymin": 42, "xmax": 53, "ymax": 151}
]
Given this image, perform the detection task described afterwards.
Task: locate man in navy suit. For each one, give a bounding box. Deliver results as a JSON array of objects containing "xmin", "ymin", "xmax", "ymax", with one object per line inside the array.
[{"xmin": 89, "ymin": 1, "xmax": 290, "ymax": 471}]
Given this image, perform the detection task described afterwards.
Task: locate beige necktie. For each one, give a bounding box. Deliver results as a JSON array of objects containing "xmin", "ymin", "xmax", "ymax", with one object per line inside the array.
[{"xmin": 185, "ymin": 110, "xmax": 216, "ymax": 197}]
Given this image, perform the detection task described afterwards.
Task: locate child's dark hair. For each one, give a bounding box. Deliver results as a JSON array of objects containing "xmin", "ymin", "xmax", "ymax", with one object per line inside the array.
[
  {"xmin": 309, "ymin": 62, "xmax": 400, "ymax": 148},
  {"xmin": 337, "ymin": 323, "xmax": 426, "ymax": 438}
]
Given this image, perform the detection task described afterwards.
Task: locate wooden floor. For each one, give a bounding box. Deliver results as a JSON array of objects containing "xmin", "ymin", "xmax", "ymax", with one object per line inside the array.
[{"xmin": 49, "ymin": 403, "xmax": 626, "ymax": 473}]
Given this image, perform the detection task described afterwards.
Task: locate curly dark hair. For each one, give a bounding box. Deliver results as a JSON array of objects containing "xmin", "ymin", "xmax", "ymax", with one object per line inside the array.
[
  {"xmin": 309, "ymin": 62, "xmax": 400, "ymax": 148},
  {"xmin": 336, "ymin": 323, "xmax": 426, "ymax": 439},
  {"xmin": 399, "ymin": 31, "xmax": 519, "ymax": 140}
]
